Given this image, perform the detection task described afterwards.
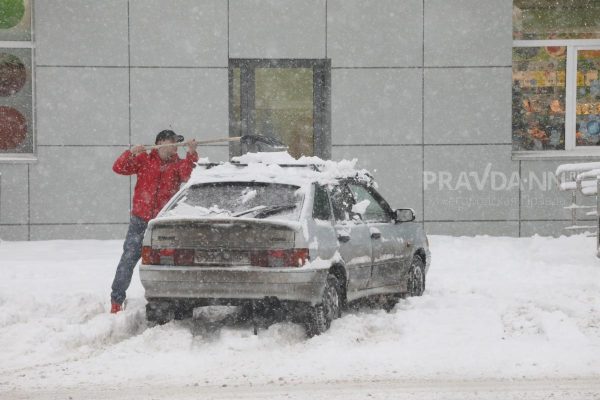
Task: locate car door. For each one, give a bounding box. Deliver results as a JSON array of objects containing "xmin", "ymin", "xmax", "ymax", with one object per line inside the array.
[
  {"xmin": 329, "ymin": 182, "xmax": 372, "ymax": 293},
  {"xmin": 347, "ymin": 183, "xmax": 405, "ymax": 289}
]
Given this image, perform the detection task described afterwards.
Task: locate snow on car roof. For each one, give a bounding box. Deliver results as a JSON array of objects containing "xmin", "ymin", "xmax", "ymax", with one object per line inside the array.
[{"xmin": 185, "ymin": 152, "xmax": 375, "ymax": 189}]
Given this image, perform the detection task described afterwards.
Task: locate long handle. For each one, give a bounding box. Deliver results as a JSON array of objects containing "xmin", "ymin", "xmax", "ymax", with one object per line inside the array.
[{"xmin": 140, "ymin": 136, "xmax": 242, "ymax": 150}]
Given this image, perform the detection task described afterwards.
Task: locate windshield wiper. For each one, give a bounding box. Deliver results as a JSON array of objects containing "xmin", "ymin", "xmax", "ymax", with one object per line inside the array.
[{"xmin": 254, "ymin": 204, "xmax": 297, "ymax": 219}]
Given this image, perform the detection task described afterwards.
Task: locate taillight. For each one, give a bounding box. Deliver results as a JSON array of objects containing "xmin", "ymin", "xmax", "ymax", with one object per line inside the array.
[
  {"xmin": 250, "ymin": 248, "xmax": 310, "ymax": 268},
  {"xmin": 141, "ymin": 246, "xmax": 194, "ymax": 266},
  {"xmin": 142, "ymin": 246, "xmax": 160, "ymax": 265}
]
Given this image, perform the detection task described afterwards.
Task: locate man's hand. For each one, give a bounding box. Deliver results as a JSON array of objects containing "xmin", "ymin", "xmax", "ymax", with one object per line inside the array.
[
  {"xmin": 187, "ymin": 139, "xmax": 198, "ymax": 153},
  {"xmin": 130, "ymin": 145, "xmax": 146, "ymax": 155}
]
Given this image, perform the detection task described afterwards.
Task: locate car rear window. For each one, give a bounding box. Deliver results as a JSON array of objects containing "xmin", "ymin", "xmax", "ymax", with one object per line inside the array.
[{"xmin": 165, "ymin": 182, "xmax": 304, "ymax": 220}]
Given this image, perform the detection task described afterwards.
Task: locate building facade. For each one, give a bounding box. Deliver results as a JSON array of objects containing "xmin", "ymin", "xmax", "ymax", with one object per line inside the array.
[{"xmin": 0, "ymin": 0, "xmax": 598, "ymax": 240}]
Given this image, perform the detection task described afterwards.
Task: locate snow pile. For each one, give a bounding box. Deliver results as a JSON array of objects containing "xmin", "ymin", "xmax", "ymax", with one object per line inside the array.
[
  {"xmin": 352, "ymin": 199, "xmax": 371, "ymax": 215},
  {"xmin": 231, "ymin": 151, "xmax": 324, "ymax": 165},
  {"xmin": 187, "ymin": 152, "xmax": 374, "ymax": 188},
  {"xmin": 1, "ymin": 235, "xmax": 599, "ymax": 392}
]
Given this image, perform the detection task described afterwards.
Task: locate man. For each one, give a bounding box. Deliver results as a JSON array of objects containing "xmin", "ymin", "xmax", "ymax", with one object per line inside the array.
[{"xmin": 110, "ymin": 130, "xmax": 198, "ymax": 313}]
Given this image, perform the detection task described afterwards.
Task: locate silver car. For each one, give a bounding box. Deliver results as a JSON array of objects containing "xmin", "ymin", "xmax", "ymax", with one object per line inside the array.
[{"xmin": 139, "ymin": 162, "xmax": 430, "ymax": 336}]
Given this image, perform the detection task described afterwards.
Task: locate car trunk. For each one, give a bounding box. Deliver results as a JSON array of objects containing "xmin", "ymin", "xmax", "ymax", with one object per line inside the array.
[{"xmin": 147, "ymin": 218, "xmax": 299, "ymax": 267}]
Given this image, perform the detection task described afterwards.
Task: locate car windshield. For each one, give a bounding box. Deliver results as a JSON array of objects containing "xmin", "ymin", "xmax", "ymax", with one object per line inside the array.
[{"xmin": 164, "ymin": 182, "xmax": 303, "ymax": 220}]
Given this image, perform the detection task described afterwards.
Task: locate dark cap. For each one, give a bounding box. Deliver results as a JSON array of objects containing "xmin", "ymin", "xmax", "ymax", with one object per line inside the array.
[{"xmin": 155, "ymin": 129, "xmax": 184, "ymax": 144}]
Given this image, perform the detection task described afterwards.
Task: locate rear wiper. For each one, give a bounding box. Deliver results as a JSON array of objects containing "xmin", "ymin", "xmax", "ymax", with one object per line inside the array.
[
  {"xmin": 232, "ymin": 205, "xmax": 267, "ymax": 217},
  {"xmin": 254, "ymin": 204, "xmax": 297, "ymax": 219}
]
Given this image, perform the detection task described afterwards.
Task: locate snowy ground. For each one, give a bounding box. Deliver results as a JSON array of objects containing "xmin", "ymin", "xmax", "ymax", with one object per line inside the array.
[{"xmin": 1, "ymin": 235, "xmax": 600, "ymax": 399}]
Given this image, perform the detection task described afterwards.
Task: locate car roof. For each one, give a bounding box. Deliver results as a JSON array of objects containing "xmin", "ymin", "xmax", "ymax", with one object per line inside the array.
[{"xmin": 185, "ymin": 153, "xmax": 375, "ymax": 190}]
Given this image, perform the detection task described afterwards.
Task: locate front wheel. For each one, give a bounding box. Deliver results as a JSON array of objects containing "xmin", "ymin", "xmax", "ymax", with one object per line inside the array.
[
  {"xmin": 304, "ymin": 274, "xmax": 341, "ymax": 337},
  {"xmin": 407, "ymin": 256, "xmax": 426, "ymax": 297}
]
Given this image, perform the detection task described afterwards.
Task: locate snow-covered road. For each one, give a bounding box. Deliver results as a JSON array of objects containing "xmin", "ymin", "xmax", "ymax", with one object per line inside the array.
[
  {"xmin": 1, "ymin": 235, "xmax": 599, "ymax": 398},
  {"xmin": 6, "ymin": 377, "xmax": 600, "ymax": 400}
]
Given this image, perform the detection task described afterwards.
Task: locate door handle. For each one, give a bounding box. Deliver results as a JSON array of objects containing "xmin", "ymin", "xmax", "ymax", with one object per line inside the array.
[
  {"xmin": 337, "ymin": 233, "xmax": 351, "ymax": 243},
  {"xmin": 370, "ymin": 232, "xmax": 381, "ymax": 239}
]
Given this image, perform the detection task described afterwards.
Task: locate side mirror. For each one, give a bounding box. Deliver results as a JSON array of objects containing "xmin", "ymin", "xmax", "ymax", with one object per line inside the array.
[{"xmin": 394, "ymin": 208, "xmax": 415, "ymax": 223}]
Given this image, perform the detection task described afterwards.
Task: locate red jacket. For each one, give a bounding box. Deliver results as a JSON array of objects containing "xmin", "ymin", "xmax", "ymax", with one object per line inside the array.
[{"xmin": 113, "ymin": 149, "xmax": 199, "ymax": 221}]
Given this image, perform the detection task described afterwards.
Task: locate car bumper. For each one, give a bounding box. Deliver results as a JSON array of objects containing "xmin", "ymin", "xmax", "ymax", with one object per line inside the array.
[{"xmin": 139, "ymin": 264, "xmax": 329, "ymax": 305}]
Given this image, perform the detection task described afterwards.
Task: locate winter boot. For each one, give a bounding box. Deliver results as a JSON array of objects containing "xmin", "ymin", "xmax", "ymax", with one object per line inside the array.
[{"xmin": 110, "ymin": 301, "xmax": 123, "ymax": 314}]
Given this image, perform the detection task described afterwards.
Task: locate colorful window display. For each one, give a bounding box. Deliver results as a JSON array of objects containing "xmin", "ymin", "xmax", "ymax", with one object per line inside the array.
[
  {"xmin": 0, "ymin": 0, "xmax": 32, "ymax": 155},
  {"xmin": 0, "ymin": 48, "xmax": 31, "ymax": 153},
  {"xmin": 0, "ymin": 0, "xmax": 30, "ymax": 41},
  {"xmin": 575, "ymin": 50, "xmax": 600, "ymax": 146},
  {"xmin": 512, "ymin": 47, "xmax": 567, "ymax": 151}
]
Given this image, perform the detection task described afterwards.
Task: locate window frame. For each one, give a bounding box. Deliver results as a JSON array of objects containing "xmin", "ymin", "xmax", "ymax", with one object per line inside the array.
[
  {"xmin": 228, "ymin": 58, "xmax": 331, "ymax": 160},
  {"xmin": 311, "ymin": 183, "xmax": 333, "ymax": 222},
  {"xmin": 512, "ymin": 39, "xmax": 600, "ymax": 160}
]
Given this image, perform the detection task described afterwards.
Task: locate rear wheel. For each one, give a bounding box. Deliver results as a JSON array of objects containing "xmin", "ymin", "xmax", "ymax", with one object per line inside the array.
[
  {"xmin": 305, "ymin": 274, "xmax": 341, "ymax": 337},
  {"xmin": 407, "ymin": 256, "xmax": 425, "ymax": 297},
  {"xmin": 173, "ymin": 302, "xmax": 195, "ymax": 320},
  {"xmin": 146, "ymin": 300, "xmax": 175, "ymax": 325}
]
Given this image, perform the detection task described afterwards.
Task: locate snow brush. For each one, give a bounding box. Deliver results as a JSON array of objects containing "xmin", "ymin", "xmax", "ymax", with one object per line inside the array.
[{"xmin": 141, "ymin": 136, "xmax": 242, "ymax": 150}]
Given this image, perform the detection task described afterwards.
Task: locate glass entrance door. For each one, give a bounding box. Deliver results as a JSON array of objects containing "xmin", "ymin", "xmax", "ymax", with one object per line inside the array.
[
  {"xmin": 229, "ymin": 59, "xmax": 330, "ymax": 159},
  {"xmin": 575, "ymin": 48, "xmax": 600, "ymax": 147},
  {"xmin": 254, "ymin": 67, "xmax": 313, "ymax": 158}
]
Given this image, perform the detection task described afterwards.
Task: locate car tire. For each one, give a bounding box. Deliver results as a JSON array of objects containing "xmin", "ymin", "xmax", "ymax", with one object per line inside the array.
[
  {"xmin": 407, "ymin": 255, "xmax": 426, "ymax": 297},
  {"xmin": 173, "ymin": 302, "xmax": 195, "ymax": 321},
  {"xmin": 382, "ymin": 295, "xmax": 399, "ymax": 312},
  {"xmin": 146, "ymin": 300, "xmax": 175, "ymax": 325},
  {"xmin": 305, "ymin": 274, "xmax": 341, "ymax": 337}
]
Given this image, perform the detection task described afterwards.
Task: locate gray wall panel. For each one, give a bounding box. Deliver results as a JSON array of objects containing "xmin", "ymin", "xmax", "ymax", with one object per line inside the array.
[
  {"xmin": 130, "ymin": 0, "xmax": 228, "ymax": 67},
  {"xmin": 424, "ymin": 145, "xmax": 519, "ymax": 221},
  {"xmin": 229, "ymin": 0, "xmax": 326, "ymax": 59},
  {"xmin": 332, "ymin": 69, "xmax": 422, "ymax": 145},
  {"xmin": 0, "ymin": 225, "xmax": 28, "ymax": 241},
  {"xmin": 14, "ymin": 0, "xmax": 589, "ymax": 241},
  {"xmin": 425, "ymin": 221, "xmax": 519, "ymax": 237},
  {"xmin": 424, "ymin": 0, "xmax": 512, "ymax": 67},
  {"xmin": 193, "ymin": 146, "xmax": 230, "ymax": 163},
  {"xmin": 35, "ymin": 0, "xmax": 129, "ymax": 66},
  {"xmin": 332, "ymin": 145, "xmax": 423, "ymax": 220},
  {"xmin": 424, "ymin": 68, "xmax": 512, "ymax": 144},
  {"xmin": 30, "ymin": 147, "xmax": 131, "ymax": 224},
  {"xmin": 0, "ymin": 164, "xmax": 28, "ymax": 224},
  {"xmin": 30, "ymin": 224, "xmax": 129, "ymax": 240},
  {"xmin": 36, "ymin": 68, "xmax": 129, "ymax": 145},
  {"xmin": 328, "ymin": 0, "xmax": 422, "ymax": 67},
  {"xmin": 130, "ymin": 69, "xmax": 228, "ymax": 146}
]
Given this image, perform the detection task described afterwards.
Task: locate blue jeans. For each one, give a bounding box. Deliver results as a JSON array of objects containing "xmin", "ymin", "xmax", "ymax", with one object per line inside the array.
[{"xmin": 111, "ymin": 215, "xmax": 148, "ymax": 304}]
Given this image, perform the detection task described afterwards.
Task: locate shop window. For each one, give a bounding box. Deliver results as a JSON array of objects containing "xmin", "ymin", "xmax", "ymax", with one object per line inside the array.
[
  {"xmin": 512, "ymin": 47, "xmax": 566, "ymax": 150},
  {"xmin": 513, "ymin": 1, "xmax": 600, "ymax": 155},
  {"xmin": 0, "ymin": 0, "xmax": 33, "ymax": 160},
  {"xmin": 229, "ymin": 59, "xmax": 330, "ymax": 159},
  {"xmin": 575, "ymin": 50, "xmax": 600, "ymax": 146},
  {"xmin": 513, "ymin": 0, "xmax": 600, "ymax": 40}
]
